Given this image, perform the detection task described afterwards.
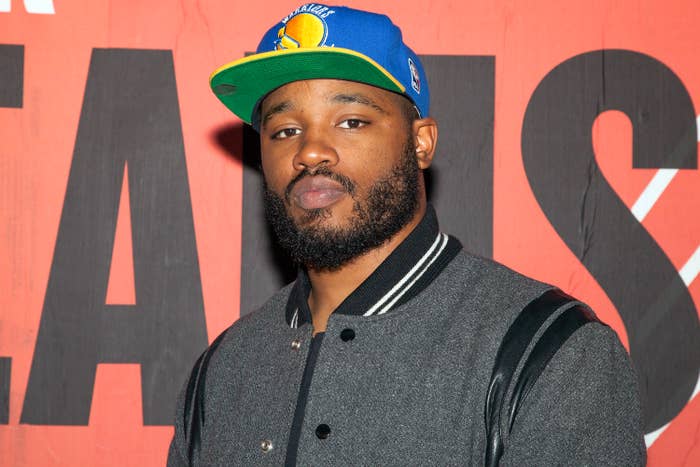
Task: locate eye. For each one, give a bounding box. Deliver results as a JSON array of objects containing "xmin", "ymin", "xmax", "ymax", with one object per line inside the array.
[
  {"xmin": 270, "ymin": 127, "xmax": 301, "ymax": 140},
  {"xmin": 337, "ymin": 119, "xmax": 368, "ymax": 129}
]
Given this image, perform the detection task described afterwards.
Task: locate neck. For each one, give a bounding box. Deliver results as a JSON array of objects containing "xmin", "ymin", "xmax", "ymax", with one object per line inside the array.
[{"xmin": 306, "ymin": 201, "xmax": 426, "ymax": 334}]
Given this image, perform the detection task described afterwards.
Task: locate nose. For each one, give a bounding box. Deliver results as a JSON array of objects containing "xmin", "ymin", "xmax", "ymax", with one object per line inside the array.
[{"xmin": 292, "ymin": 131, "xmax": 339, "ymax": 171}]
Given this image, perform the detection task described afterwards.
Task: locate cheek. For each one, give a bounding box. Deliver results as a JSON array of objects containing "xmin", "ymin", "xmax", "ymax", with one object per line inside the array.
[
  {"xmin": 260, "ymin": 151, "xmax": 292, "ymax": 190},
  {"xmin": 339, "ymin": 137, "xmax": 404, "ymax": 177}
]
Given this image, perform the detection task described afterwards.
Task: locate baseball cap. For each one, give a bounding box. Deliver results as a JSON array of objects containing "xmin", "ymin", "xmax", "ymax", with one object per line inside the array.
[{"xmin": 209, "ymin": 3, "xmax": 429, "ymax": 126}]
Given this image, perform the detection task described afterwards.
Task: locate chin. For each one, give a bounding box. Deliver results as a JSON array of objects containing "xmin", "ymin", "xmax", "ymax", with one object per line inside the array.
[{"xmin": 290, "ymin": 199, "xmax": 354, "ymax": 227}]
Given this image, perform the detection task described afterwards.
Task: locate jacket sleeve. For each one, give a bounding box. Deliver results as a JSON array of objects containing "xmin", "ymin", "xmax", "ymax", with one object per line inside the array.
[
  {"xmin": 166, "ymin": 326, "xmax": 232, "ymax": 467},
  {"xmin": 166, "ymin": 368, "xmax": 193, "ymax": 467},
  {"xmin": 167, "ymin": 435, "xmax": 188, "ymax": 467},
  {"xmin": 167, "ymin": 347, "xmax": 208, "ymax": 467},
  {"xmin": 500, "ymin": 322, "xmax": 647, "ymax": 466}
]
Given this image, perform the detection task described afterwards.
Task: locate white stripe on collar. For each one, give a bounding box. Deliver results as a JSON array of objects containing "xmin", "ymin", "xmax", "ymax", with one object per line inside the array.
[
  {"xmin": 375, "ymin": 233, "xmax": 449, "ymax": 315},
  {"xmin": 363, "ymin": 232, "xmax": 448, "ymax": 317}
]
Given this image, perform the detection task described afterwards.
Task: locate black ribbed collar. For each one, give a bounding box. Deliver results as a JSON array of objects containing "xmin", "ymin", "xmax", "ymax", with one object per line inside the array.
[{"xmin": 285, "ymin": 205, "xmax": 462, "ymax": 328}]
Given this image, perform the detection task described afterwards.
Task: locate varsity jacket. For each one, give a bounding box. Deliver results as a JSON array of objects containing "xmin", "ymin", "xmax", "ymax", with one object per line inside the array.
[{"xmin": 168, "ymin": 208, "xmax": 646, "ymax": 466}]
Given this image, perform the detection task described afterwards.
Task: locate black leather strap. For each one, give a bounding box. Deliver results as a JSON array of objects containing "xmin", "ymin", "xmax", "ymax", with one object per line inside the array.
[
  {"xmin": 184, "ymin": 329, "xmax": 229, "ymax": 466},
  {"xmin": 484, "ymin": 289, "xmax": 597, "ymax": 466},
  {"xmin": 506, "ymin": 304, "xmax": 598, "ymax": 432}
]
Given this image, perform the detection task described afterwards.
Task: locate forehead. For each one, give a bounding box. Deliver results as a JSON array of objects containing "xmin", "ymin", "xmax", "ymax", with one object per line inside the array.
[{"xmin": 260, "ymin": 79, "xmax": 406, "ymax": 113}]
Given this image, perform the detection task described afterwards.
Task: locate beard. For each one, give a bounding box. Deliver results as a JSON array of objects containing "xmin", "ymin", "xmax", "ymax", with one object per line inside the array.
[{"xmin": 263, "ymin": 139, "xmax": 420, "ymax": 271}]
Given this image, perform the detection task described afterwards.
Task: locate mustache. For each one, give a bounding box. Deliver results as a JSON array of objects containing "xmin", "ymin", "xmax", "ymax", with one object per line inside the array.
[{"xmin": 284, "ymin": 166, "xmax": 357, "ymax": 202}]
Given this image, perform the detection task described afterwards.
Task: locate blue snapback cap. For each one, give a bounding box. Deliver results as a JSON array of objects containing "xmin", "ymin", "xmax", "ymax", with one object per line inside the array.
[{"xmin": 210, "ymin": 3, "xmax": 430, "ymax": 125}]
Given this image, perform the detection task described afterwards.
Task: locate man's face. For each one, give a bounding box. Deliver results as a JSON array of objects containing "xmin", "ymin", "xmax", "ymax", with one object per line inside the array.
[{"xmin": 259, "ymin": 79, "xmax": 423, "ymax": 270}]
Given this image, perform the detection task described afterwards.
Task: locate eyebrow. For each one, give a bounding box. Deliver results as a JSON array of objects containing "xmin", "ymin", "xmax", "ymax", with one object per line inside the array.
[
  {"xmin": 261, "ymin": 101, "xmax": 294, "ymax": 127},
  {"xmin": 331, "ymin": 93, "xmax": 387, "ymax": 114}
]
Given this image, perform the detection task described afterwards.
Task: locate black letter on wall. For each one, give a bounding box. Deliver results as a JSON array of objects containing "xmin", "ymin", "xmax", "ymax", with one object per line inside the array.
[
  {"xmin": 21, "ymin": 49, "xmax": 208, "ymax": 425},
  {"xmin": 239, "ymin": 55, "xmax": 495, "ymax": 313},
  {"xmin": 0, "ymin": 43, "xmax": 24, "ymax": 424},
  {"xmin": 421, "ymin": 55, "xmax": 494, "ymax": 258},
  {"xmin": 0, "ymin": 44, "xmax": 23, "ymax": 108},
  {"xmin": 522, "ymin": 49, "xmax": 699, "ymax": 432},
  {"xmin": 0, "ymin": 359, "xmax": 9, "ymax": 424}
]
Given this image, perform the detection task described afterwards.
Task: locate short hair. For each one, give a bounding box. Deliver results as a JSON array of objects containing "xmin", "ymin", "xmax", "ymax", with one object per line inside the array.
[{"xmin": 400, "ymin": 96, "xmax": 421, "ymax": 127}]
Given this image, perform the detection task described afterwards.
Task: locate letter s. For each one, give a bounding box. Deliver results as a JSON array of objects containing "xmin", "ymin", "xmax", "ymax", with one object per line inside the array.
[{"xmin": 521, "ymin": 49, "xmax": 699, "ymax": 433}]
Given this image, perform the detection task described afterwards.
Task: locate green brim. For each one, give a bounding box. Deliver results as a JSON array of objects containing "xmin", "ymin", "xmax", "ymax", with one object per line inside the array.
[{"xmin": 209, "ymin": 48, "xmax": 404, "ymax": 125}]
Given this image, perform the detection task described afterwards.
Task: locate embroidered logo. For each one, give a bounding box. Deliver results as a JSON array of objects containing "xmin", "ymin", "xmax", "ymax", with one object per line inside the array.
[
  {"xmin": 275, "ymin": 10, "xmax": 330, "ymax": 50},
  {"xmin": 408, "ymin": 57, "xmax": 420, "ymax": 94}
]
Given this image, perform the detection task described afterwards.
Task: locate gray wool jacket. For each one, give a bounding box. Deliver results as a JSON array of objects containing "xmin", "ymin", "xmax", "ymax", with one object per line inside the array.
[{"xmin": 168, "ymin": 250, "xmax": 646, "ymax": 466}]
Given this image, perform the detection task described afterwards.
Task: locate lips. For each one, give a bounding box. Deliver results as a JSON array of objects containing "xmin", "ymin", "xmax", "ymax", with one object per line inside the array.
[{"xmin": 289, "ymin": 176, "xmax": 348, "ymax": 210}]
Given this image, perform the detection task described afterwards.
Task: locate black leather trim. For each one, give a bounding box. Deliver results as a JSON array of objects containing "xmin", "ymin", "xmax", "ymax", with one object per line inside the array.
[
  {"xmin": 506, "ymin": 304, "xmax": 598, "ymax": 432},
  {"xmin": 183, "ymin": 351, "xmax": 206, "ymax": 442},
  {"xmin": 484, "ymin": 289, "xmax": 574, "ymax": 467},
  {"xmin": 185, "ymin": 329, "xmax": 229, "ymax": 466}
]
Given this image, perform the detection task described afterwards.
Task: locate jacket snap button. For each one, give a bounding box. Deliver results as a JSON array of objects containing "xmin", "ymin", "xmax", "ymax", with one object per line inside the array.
[
  {"xmin": 291, "ymin": 338, "xmax": 302, "ymax": 350},
  {"xmin": 340, "ymin": 328, "xmax": 355, "ymax": 341},
  {"xmin": 260, "ymin": 439, "xmax": 273, "ymax": 452},
  {"xmin": 315, "ymin": 424, "xmax": 331, "ymax": 439}
]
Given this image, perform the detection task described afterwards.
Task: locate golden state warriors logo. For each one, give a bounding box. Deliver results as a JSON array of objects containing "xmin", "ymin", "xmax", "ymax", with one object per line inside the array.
[{"xmin": 275, "ymin": 12, "xmax": 329, "ymax": 50}]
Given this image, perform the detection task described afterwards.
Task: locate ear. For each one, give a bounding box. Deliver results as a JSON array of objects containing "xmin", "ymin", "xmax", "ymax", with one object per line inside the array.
[{"xmin": 412, "ymin": 117, "xmax": 438, "ymax": 169}]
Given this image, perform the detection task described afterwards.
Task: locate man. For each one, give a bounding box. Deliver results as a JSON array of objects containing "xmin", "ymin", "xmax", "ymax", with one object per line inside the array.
[{"xmin": 168, "ymin": 4, "xmax": 646, "ymax": 465}]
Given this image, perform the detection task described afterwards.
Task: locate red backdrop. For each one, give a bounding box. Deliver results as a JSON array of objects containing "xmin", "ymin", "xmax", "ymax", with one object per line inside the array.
[{"xmin": 0, "ymin": 0, "xmax": 698, "ymax": 465}]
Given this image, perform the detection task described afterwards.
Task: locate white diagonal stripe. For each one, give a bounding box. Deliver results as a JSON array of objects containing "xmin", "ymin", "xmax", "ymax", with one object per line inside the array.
[
  {"xmin": 645, "ymin": 420, "xmax": 669, "ymax": 447},
  {"xmin": 377, "ymin": 234, "xmax": 449, "ymax": 315},
  {"xmin": 0, "ymin": 0, "xmax": 56, "ymax": 14},
  {"xmin": 631, "ymin": 169, "xmax": 678, "ymax": 222},
  {"xmin": 679, "ymin": 245, "xmax": 700, "ymax": 286},
  {"xmin": 24, "ymin": 0, "xmax": 55, "ymax": 14},
  {"xmin": 363, "ymin": 233, "xmax": 444, "ymax": 317},
  {"xmin": 643, "ymin": 116, "xmax": 699, "ymax": 448},
  {"xmin": 644, "ymin": 371, "xmax": 700, "ymax": 447}
]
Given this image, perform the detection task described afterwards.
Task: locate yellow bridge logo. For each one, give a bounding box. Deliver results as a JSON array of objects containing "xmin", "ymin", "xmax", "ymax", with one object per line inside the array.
[{"xmin": 275, "ymin": 12, "xmax": 328, "ymax": 50}]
